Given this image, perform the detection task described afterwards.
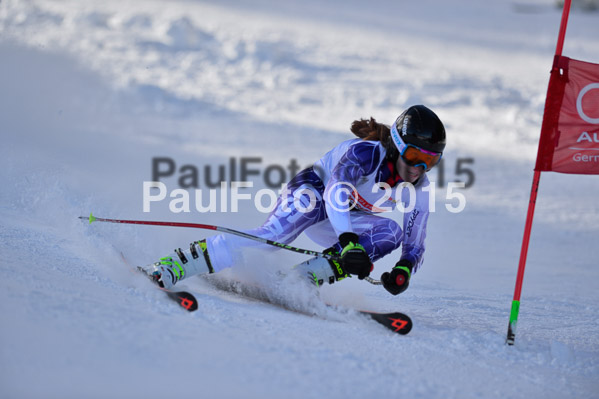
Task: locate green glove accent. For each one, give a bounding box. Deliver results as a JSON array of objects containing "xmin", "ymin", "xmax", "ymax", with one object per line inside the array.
[
  {"xmin": 341, "ymin": 241, "xmax": 366, "ymax": 257},
  {"xmin": 338, "ymin": 232, "xmax": 372, "ymax": 280}
]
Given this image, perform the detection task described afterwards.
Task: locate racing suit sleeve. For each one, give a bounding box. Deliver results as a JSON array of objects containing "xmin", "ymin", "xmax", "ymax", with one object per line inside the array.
[{"xmin": 398, "ymin": 181, "xmax": 430, "ymax": 272}]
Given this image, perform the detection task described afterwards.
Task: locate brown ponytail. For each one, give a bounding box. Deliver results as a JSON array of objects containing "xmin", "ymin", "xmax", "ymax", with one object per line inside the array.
[{"xmin": 350, "ymin": 117, "xmax": 391, "ymax": 143}]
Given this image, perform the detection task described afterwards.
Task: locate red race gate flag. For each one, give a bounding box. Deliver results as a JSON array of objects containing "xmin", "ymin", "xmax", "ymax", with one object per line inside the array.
[
  {"xmin": 506, "ymin": 0, "xmax": 599, "ymax": 346},
  {"xmin": 535, "ymin": 56, "xmax": 599, "ymax": 174}
]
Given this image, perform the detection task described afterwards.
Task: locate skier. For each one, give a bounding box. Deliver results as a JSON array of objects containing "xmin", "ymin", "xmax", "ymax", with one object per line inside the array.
[{"xmin": 142, "ymin": 104, "xmax": 446, "ymax": 296}]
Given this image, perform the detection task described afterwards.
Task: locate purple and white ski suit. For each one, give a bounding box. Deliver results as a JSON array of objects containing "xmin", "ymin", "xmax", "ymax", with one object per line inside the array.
[{"xmin": 207, "ymin": 138, "xmax": 431, "ymax": 273}]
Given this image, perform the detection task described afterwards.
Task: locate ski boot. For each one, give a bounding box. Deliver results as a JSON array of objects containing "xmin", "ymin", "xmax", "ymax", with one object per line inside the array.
[
  {"xmin": 141, "ymin": 239, "xmax": 214, "ymax": 289},
  {"xmin": 292, "ymin": 247, "xmax": 348, "ymax": 287}
]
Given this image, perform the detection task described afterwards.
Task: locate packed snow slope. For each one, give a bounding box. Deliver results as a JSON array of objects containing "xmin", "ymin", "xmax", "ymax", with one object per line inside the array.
[{"xmin": 1, "ymin": 1, "xmax": 598, "ymax": 398}]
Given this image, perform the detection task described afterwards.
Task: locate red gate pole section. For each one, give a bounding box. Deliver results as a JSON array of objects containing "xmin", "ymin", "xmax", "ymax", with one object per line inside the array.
[{"xmin": 506, "ymin": 0, "xmax": 572, "ymax": 345}]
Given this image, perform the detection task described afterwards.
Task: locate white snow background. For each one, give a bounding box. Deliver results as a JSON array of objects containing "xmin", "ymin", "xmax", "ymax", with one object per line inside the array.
[{"xmin": 1, "ymin": 0, "xmax": 598, "ymax": 398}]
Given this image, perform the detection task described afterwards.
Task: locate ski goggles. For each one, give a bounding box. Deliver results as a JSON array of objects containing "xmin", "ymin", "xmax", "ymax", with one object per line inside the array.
[{"xmin": 390, "ymin": 122, "xmax": 442, "ymax": 170}]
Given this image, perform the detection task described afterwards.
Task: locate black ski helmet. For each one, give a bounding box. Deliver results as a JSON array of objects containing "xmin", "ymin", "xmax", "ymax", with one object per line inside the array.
[{"xmin": 389, "ymin": 105, "xmax": 446, "ymax": 155}]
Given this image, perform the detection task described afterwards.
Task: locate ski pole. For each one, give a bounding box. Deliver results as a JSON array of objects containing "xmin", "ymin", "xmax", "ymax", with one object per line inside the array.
[{"xmin": 79, "ymin": 213, "xmax": 382, "ymax": 285}]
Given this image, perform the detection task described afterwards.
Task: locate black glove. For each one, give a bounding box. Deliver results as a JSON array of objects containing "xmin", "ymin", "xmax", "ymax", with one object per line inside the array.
[
  {"xmin": 338, "ymin": 232, "xmax": 372, "ymax": 280},
  {"xmin": 381, "ymin": 259, "xmax": 413, "ymax": 295}
]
